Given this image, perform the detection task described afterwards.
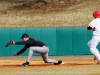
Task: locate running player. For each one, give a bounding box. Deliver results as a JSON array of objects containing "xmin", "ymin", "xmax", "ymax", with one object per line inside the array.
[{"xmin": 87, "ymin": 10, "xmax": 100, "ymax": 64}]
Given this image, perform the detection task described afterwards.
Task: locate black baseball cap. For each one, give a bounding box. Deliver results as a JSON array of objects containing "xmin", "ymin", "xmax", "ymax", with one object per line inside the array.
[{"xmin": 21, "ymin": 33, "xmax": 29, "ymax": 38}]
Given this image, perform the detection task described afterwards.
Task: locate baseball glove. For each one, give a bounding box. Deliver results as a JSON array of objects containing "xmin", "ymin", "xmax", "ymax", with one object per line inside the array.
[{"xmin": 5, "ymin": 40, "xmax": 14, "ymax": 47}]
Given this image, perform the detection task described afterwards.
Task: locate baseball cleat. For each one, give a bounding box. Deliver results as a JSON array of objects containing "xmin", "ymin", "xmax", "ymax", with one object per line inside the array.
[
  {"xmin": 97, "ymin": 60, "xmax": 100, "ymax": 64},
  {"xmin": 21, "ymin": 61, "xmax": 29, "ymax": 67},
  {"xmin": 94, "ymin": 56, "xmax": 97, "ymax": 60},
  {"xmin": 54, "ymin": 60, "xmax": 62, "ymax": 65}
]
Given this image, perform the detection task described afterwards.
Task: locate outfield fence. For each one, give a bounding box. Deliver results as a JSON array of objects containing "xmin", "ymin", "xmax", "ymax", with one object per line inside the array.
[{"xmin": 0, "ymin": 27, "xmax": 98, "ymax": 56}]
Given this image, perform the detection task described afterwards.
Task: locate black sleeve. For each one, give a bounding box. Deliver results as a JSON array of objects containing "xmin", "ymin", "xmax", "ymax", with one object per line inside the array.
[
  {"xmin": 15, "ymin": 41, "xmax": 29, "ymax": 45},
  {"xmin": 87, "ymin": 26, "xmax": 92, "ymax": 30},
  {"xmin": 17, "ymin": 45, "xmax": 28, "ymax": 55},
  {"xmin": 15, "ymin": 40, "xmax": 33, "ymax": 45}
]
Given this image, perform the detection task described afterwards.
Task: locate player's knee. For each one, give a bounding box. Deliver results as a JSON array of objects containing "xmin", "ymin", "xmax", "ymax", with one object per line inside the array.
[
  {"xmin": 87, "ymin": 42, "xmax": 91, "ymax": 47},
  {"xmin": 29, "ymin": 47, "xmax": 35, "ymax": 52},
  {"xmin": 90, "ymin": 48, "xmax": 96, "ymax": 52}
]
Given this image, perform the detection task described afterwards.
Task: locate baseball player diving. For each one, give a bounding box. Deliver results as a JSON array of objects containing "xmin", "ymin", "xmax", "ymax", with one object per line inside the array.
[
  {"xmin": 5, "ymin": 33, "xmax": 62, "ymax": 66},
  {"xmin": 87, "ymin": 10, "xmax": 100, "ymax": 64}
]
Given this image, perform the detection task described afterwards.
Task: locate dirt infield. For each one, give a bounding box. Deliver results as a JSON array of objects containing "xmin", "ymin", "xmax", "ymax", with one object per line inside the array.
[
  {"xmin": 0, "ymin": 55, "xmax": 97, "ymax": 67},
  {"xmin": 0, "ymin": 56, "xmax": 100, "ymax": 75},
  {"xmin": 0, "ymin": 60, "xmax": 97, "ymax": 68}
]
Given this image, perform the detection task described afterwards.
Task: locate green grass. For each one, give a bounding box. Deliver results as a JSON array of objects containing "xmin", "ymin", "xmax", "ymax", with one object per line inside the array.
[{"xmin": 0, "ymin": 0, "xmax": 100, "ymax": 28}]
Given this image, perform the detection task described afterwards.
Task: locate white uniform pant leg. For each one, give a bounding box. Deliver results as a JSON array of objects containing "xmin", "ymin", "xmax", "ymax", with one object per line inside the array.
[{"xmin": 87, "ymin": 36, "xmax": 100, "ymax": 60}]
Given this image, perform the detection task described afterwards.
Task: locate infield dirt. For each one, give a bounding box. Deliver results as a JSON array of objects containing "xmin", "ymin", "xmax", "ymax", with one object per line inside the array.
[{"xmin": 0, "ymin": 56, "xmax": 100, "ymax": 75}]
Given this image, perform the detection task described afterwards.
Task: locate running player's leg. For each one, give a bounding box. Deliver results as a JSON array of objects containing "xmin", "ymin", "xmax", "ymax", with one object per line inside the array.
[
  {"xmin": 87, "ymin": 36, "xmax": 100, "ymax": 60},
  {"xmin": 88, "ymin": 40, "xmax": 98, "ymax": 60}
]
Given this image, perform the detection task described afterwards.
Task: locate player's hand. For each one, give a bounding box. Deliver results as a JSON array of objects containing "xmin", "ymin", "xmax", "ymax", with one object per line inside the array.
[
  {"xmin": 13, "ymin": 53, "xmax": 17, "ymax": 56},
  {"xmin": 5, "ymin": 40, "xmax": 15, "ymax": 47}
]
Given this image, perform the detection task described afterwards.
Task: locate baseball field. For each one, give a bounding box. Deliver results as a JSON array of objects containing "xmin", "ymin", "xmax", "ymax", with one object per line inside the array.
[
  {"xmin": 0, "ymin": 55, "xmax": 100, "ymax": 75},
  {"xmin": 0, "ymin": 0, "xmax": 100, "ymax": 75}
]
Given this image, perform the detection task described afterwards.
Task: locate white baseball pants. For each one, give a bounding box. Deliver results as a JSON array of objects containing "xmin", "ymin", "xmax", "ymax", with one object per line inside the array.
[
  {"xmin": 26, "ymin": 46, "xmax": 58, "ymax": 63},
  {"xmin": 87, "ymin": 36, "xmax": 100, "ymax": 60}
]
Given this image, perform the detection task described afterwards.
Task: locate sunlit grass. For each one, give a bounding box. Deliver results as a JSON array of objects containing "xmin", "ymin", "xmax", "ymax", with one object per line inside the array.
[{"xmin": 0, "ymin": 0, "xmax": 100, "ymax": 28}]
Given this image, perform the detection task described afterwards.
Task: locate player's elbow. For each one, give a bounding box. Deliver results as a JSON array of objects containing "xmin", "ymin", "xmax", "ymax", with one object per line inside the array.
[{"xmin": 87, "ymin": 26, "xmax": 92, "ymax": 30}]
